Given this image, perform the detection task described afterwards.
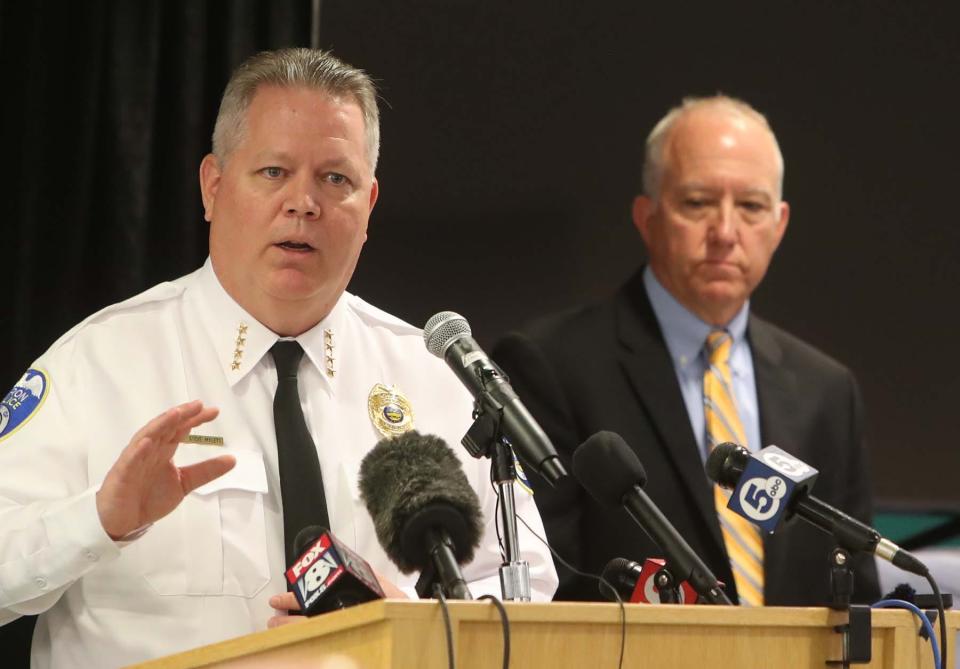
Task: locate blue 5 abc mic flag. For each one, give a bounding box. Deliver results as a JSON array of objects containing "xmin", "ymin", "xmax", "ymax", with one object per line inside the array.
[
  {"xmin": 725, "ymin": 445, "xmax": 818, "ymax": 533},
  {"xmin": 709, "ymin": 442, "xmax": 929, "ymax": 576}
]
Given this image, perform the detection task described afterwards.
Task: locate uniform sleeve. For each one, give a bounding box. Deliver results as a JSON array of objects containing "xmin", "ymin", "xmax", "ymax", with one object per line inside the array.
[{"xmin": 0, "ymin": 341, "xmax": 122, "ymax": 619}]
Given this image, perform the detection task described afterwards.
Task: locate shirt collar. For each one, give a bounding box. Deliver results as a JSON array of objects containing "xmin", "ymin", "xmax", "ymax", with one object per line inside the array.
[
  {"xmin": 642, "ymin": 266, "xmax": 750, "ymax": 371},
  {"xmin": 191, "ymin": 258, "xmax": 346, "ymax": 387}
]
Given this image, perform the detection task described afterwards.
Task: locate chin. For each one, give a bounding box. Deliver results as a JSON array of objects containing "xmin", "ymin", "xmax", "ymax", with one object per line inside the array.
[
  {"xmin": 262, "ymin": 268, "xmax": 325, "ymax": 300},
  {"xmin": 695, "ymin": 285, "xmax": 748, "ymax": 316},
  {"xmin": 272, "ymin": 282, "xmax": 327, "ymax": 304}
]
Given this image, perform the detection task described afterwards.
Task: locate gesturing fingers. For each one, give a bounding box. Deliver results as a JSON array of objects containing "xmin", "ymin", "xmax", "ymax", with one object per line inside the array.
[
  {"xmin": 114, "ymin": 402, "xmax": 220, "ymax": 483},
  {"xmin": 178, "ymin": 454, "xmax": 236, "ymax": 494},
  {"xmin": 138, "ymin": 402, "xmax": 218, "ymax": 457},
  {"xmin": 171, "ymin": 406, "xmax": 220, "ymax": 444},
  {"xmin": 129, "ymin": 402, "xmax": 199, "ymax": 453}
]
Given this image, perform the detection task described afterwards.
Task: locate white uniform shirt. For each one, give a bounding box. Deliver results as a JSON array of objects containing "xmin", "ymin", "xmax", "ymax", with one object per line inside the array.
[{"xmin": 0, "ymin": 260, "xmax": 557, "ymax": 668}]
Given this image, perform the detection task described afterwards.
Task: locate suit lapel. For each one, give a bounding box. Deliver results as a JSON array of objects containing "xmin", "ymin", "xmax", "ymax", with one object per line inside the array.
[
  {"xmin": 749, "ymin": 315, "xmax": 802, "ymax": 578},
  {"xmin": 749, "ymin": 316, "xmax": 799, "ymax": 451},
  {"xmin": 614, "ymin": 274, "xmax": 725, "ymax": 554}
]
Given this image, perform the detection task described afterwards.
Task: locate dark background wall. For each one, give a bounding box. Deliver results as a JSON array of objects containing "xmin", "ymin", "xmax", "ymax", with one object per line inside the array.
[
  {"xmin": 1, "ymin": 0, "xmax": 957, "ymax": 663},
  {"xmin": 327, "ymin": 2, "xmax": 960, "ymax": 511},
  {"xmin": 3, "ymin": 0, "xmax": 957, "ymax": 505}
]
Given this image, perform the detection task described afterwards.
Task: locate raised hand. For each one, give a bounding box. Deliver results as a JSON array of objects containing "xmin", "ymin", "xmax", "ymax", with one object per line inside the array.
[{"xmin": 95, "ymin": 400, "xmax": 235, "ymax": 540}]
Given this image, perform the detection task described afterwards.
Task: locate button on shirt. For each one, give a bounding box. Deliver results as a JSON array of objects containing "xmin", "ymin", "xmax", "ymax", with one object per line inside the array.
[
  {"xmin": 0, "ymin": 259, "xmax": 558, "ymax": 668},
  {"xmin": 642, "ymin": 267, "xmax": 761, "ymax": 459}
]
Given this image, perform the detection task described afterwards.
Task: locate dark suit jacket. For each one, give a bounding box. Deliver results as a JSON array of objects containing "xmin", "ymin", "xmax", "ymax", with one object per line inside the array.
[{"xmin": 492, "ymin": 270, "xmax": 880, "ymax": 606}]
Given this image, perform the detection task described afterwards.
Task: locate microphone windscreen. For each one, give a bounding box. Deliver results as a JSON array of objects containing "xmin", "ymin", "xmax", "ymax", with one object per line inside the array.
[
  {"xmin": 572, "ymin": 431, "xmax": 646, "ymax": 507},
  {"xmin": 704, "ymin": 442, "xmax": 748, "ymax": 488},
  {"xmin": 359, "ymin": 431, "xmax": 483, "ymax": 573}
]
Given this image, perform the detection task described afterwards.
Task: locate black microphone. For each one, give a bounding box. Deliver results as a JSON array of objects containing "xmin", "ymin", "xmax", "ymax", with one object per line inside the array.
[
  {"xmin": 573, "ymin": 431, "xmax": 732, "ymax": 605},
  {"xmin": 284, "ymin": 526, "xmax": 385, "ymax": 616},
  {"xmin": 706, "ymin": 442, "xmax": 928, "ymax": 577},
  {"xmin": 423, "ymin": 311, "xmax": 567, "ymax": 486},
  {"xmin": 600, "ymin": 557, "xmax": 700, "ymax": 604},
  {"xmin": 599, "ymin": 557, "xmax": 644, "ymax": 602},
  {"xmin": 358, "ymin": 430, "xmax": 484, "ymax": 600}
]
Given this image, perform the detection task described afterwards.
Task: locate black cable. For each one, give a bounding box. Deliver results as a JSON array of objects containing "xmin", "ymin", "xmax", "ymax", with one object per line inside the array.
[
  {"xmin": 479, "ymin": 594, "xmax": 511, "ymax": 669},
  {"xmin": 925, "ymin": 573, "xmax": 947, "ymax": 669},
  {"xmin": 435, "ymin": 584, "xmax": 455, "ymax": 669},
  {"xmin": 489, "ymin": 471, "xmax": 506, "ymax": 561},
  {"xmin": 487, "ymin": 474, "xmax": 626, "ymax": 668},
  {"xmin": 515, "ymin": 513, "xmax": 627, "ymax": 669}
]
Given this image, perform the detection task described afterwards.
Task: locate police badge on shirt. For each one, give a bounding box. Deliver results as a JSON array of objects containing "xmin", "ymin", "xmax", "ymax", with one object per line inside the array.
[{"xmin": 367, "ymin": 383, "xmax": 414, "ymax": 437}]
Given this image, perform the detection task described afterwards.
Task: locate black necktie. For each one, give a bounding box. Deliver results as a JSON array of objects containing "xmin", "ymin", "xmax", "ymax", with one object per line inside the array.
[{"xmin": 270, "ymin": 340, "xmax": 330, "ymax": 566}]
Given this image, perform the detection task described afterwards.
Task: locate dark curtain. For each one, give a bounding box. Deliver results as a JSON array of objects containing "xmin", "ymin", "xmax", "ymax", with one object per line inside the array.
[{"xmin": 0, "ymin": 2, "xmax": 310, "ymax": 663}]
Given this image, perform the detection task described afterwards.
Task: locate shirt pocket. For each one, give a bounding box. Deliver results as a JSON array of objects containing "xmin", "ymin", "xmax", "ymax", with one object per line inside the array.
[{"xmin": 137, "ymin": 447, "xmax": 270, "ymax": 597}]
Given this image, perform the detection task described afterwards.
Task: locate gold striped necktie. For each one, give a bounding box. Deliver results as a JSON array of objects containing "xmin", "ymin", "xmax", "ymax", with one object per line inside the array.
[{"xmin": 703, "ymin": 331, "xmax": 765, "ymax": 606}]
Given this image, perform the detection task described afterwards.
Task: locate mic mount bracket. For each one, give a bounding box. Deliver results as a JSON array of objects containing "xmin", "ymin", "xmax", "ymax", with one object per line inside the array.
[
  {"xmin": 653, "ymin": 566, "xmax": 682, "ymax": 604},
  {"xmin": 462, "ymin": 366, "xmax": 506, "ymax": 460},
  {"xmin": 826, "ymin": 547, "xmax": 872, "ymax": 667}
]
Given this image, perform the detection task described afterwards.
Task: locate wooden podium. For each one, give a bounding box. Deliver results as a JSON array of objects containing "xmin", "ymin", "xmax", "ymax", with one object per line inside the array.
[{"xmin": 132, "ymin": 600, "xmax": 958, "ymax": 669}]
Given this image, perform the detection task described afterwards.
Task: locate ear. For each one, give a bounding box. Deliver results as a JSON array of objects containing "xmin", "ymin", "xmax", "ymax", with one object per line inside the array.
[
  {"xmin": 363, "ymin": 178, "xmax": 379, "ymax": 242},
  {"xmin": 199, "ymin": 154, "xmax": 222, "ymax": 223},
  {"xmin": 631, "ymin": 194, "xmax": 656, "ymax": 245},
  {"xmin": 771, "ymin": 199, "xmax": 790, "ymax": 251},
  {"xmin": 368, "ymin": 177, "xmax": 379, "ymax": 212}
]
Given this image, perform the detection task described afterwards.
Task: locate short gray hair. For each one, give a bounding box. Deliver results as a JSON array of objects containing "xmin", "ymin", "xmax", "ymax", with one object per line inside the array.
[
  {"xmin": 212, "ymin": 48, "xmax": 380, "ymax": 171},
  {"xmin": 642, "ymin": 95, "xmax": 784, "ymax": 201}
]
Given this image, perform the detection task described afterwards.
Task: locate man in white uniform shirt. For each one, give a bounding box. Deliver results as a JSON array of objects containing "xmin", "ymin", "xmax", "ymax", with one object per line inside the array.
[{"xmin": 0, "ymin": 48, "xmax": 557, "ymax": 668}]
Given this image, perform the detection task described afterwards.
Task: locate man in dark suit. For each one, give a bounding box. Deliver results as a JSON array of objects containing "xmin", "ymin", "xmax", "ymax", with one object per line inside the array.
[{"xmin": 493, "ymin": 96, "xmax": 880, "ymax": 606}]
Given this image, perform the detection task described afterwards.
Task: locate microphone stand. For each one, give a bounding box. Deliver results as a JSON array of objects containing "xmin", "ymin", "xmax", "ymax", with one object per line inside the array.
[
  {"xmin": 461, "ymin": 369, "xmax": 532, "ymax": 601},
  {"xmin": 826, "ymin": 548, "xmax": 872, "ymax": 667}
]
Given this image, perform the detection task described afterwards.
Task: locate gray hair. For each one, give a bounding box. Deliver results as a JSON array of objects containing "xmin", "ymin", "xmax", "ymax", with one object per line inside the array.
[
  {"xmin": 212, "ymin": 48, "xmax": 380, "ymax": 171},
  {"xmin": 641, "ymin": 95, "xmax": 784, "ymax": 201}
]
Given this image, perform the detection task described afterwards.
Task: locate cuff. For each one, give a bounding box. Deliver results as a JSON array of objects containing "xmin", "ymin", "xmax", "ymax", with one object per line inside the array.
[{"xmin": 43, "ymin": 487, "xmax": 123, "ymax": 564}]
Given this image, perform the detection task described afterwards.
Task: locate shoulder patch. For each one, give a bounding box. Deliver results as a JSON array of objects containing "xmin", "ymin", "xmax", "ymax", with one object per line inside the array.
[{"xmin": 0, "ymin": 369, "xmax": 50, "ymax": 442}]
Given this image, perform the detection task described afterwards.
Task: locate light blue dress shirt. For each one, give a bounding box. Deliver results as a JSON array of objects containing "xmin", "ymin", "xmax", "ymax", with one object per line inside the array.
[{"xmin": 642, "ymin": 267, "xmax": 761, "ymax": 463}]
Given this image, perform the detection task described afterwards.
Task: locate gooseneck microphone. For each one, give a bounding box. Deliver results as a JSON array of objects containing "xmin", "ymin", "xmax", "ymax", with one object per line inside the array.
[
  {"xmin": 284, "ymin": 525, "xmax": 385, "ymax": 615},
  {"xmin": 573, "ymin": 431, "xmax": 732, "ymax": 605},
  {"xmin": 422, "ymin": 311, "xmax": 567, "ymax": 486},
  {"xmin": 359, "ymin": 431, "xmax": 484, "ymax": 599},
  {"xmin": 706, "ymin": 442, "xmax": 928, "ymax": 577}
]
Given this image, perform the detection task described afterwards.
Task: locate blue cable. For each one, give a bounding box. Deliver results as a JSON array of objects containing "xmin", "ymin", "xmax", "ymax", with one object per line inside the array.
[{"xmin": 873, "ymin": 599, "xmax": 941, "ymax": 669}]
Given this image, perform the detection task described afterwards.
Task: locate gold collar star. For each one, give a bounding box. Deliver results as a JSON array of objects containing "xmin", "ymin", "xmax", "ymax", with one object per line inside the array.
[
  {"xmin": 231, "ymin": 322, "xmax": 248, "ymax": 371},
  {"xmin": 323, "ymin": 328, "xmax": 335, "ymax": 378}
]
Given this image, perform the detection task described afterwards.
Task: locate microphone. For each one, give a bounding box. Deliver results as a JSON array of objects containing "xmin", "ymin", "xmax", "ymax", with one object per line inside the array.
[
  {"xmin": 600, "ymin": 557, "xmax": 699, "ymax": 604},
  {"xmin": 358, "ymin": 430, "xmax": 484, "ymax": 600},
  {"xmin": 706, "ymin": 443, "xmax": 928, "ymax": 577},
  {"xmin": 423, "ymin": 311, "xmax": 567, "ymax": 486},
  {"xmin": 574, "ymin": 431, "xmax": 731, "ymax": 604},
  {"xmin": 284, "ymin": 526, "xmax": 385, "ymax": 616}
]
